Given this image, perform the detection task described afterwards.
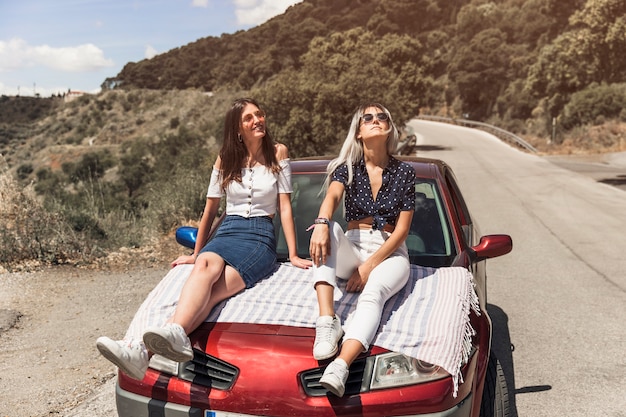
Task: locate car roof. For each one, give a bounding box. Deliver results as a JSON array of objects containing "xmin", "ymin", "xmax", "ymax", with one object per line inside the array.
[{"xmin": 291, "ymin": 155, "xmax": 450, "ymax": 180}]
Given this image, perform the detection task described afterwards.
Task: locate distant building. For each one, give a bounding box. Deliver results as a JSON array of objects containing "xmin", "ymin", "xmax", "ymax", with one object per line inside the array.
[{"xmin": 64, "ymin": 90, "xmax": 88, "ymax": 103}]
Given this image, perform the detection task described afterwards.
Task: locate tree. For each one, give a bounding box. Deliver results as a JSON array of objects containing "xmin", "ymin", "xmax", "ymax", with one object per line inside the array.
[
  {"xmin": 448, "ymin": 28, "xmax": 520, "ymax": 119},
  {"xmin": 368, "ymin": 0, "xmax": 442, "ymax": 36},
  {"xmin": 525, "ymin": 0, "xmax": 626, "ymax": 118},
  {"xmin": 119, "ymin": 141, "xmax": 153, "ymax": 198},
  {"xmin": 62, "ymin": 150, "xmax": 115, "ymax": 184},
  {"xmin": 454, "ymin": 2, "xmax": 501, "ymax": 42},
  {"xmin": 255, "ymin": 28, "xmax": 433, "ymax": 157},
  {"xmin": 569, "ymin": 0, "xmax": 626, "ymax": 82}
]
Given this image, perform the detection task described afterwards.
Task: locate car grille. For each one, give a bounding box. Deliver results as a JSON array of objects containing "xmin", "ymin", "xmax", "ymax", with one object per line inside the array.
[
  {"xmin": 301, "ymin": 358, "xmax": 369, "ymax": 397},
  {"xmin": 178, "ymin": 351, "xmax": 370, "ymax": 395},
  {"xmin": 178, "ymin": 350, "xmax": 239, "ymax": 390}
]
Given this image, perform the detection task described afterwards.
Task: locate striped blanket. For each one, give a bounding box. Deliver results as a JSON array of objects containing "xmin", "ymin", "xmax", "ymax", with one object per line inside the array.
[{"xmin": 125, "ymin": 263, "xmax": 479, "ymax": 396}]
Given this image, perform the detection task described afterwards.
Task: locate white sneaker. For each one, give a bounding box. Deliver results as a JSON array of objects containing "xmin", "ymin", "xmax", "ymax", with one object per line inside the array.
[
  {"xmin": 143, "ymin": 323, "xmax": 193, "ymax": 362},
  {"xmin": 313, "ymin": 315, "xmax": 344, "ymax": 360},
  {"xmin": 320, "ymin": 358, "xmax": 349, "ymax": 397},
  {"xmin": 96, "ymin": 337, "xmax": 149, "ymax": 380}
]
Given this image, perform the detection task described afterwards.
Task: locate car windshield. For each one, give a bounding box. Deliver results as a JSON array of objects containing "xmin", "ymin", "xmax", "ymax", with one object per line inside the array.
[{"xmin": 274, "ymin": 173, "xmax": 456, "ymax": 268}]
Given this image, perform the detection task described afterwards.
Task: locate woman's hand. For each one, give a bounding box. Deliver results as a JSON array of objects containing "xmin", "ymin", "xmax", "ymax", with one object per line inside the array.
[
  {"xmin": 289, "ymin": 255, "xmax": 313, "ymax": 269},
  {"xmin": 346, "ymin": 264, "xmax": 371, "ymax": 292},
  {"xmin": 171, "ymin": 254, "xmax": 196, "ymax": 268},
  {"xmin": 309, "ymin": 224, "xmax": 330, "ymax": 267},
  {"xmin": 309, "ymin": 181, "xmax": 343, "ymax": 267}
]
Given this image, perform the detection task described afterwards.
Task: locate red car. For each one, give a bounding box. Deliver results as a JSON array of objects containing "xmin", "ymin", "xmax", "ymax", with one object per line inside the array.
[{"xmin": 115, "ymin": 157, "xmax": 513, "ymax": 417}]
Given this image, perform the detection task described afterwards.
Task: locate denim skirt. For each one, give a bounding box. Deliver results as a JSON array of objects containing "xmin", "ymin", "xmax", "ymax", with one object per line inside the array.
[{"xmin": 199, "ymin": 215, "xmax": 277, "ymax": 288}]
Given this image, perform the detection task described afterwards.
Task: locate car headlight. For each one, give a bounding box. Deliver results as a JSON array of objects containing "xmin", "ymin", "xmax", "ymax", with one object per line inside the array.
[
  {"xmin": 370, "ymin": 352, "xmax": 448, "ymax": 390},
  {"xmin": 148, "ymin": 354, "xmax": 180, "ymax": 376}
]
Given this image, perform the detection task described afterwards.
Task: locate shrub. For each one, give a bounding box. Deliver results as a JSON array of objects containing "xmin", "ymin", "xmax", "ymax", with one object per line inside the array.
[
  {"xmin": 0, "ymin": 158, "xmax": 95, "ymax": 269},
  {"xmin": 561, "ymin": 83, "xmax": 626, "ymax": 129},
  {"xmin": 16, "ymin": 163, "xmax": 33, "ymax": 180},
  {"xmin": 143, "ymin": 167, "xmax": 210, "ymax": 233},
  {"xmin": 62, "ymin": 150, "xmax": 116, "ymax": 184}
]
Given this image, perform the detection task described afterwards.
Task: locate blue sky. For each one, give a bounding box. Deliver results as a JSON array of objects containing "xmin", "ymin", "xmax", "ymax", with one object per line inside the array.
[{"xmin": 0, "ymin": 0, "xmax": 302, "ymax": 97}]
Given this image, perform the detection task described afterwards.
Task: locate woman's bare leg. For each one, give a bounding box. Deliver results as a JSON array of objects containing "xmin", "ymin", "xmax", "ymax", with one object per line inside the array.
[
  {"xmin": 336, "ymin": 339, "xmax": 364, "ymax": 367},
  {"xmin": 315, "ymin": 282, "xmax": 336, "ymax": 317},
  {"xmin": 171, "ymin": 252, "xmax": 245, "ymax": 333}
]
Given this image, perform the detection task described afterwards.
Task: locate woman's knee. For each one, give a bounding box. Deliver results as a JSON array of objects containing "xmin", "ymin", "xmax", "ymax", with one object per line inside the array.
[
  {"xmin": 192, "ymin": 253, "xmax": 225, "ymax": 280},
  {"xmin": 358, "ymin": 288, "xmax": 387, "ymax": 308},
  {"xmin": 364, "ymin": 268, "xmax": 409, "ymax": 300}
]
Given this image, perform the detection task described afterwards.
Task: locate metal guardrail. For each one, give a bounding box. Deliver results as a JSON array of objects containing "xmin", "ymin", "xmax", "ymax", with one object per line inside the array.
[
  {"xmin": 396, "ymin": 134, "xmax": 417, "ymax": 155},
  {"xmin": 415, "ymin": 115, "xmax": 538, "ymax": 153}
]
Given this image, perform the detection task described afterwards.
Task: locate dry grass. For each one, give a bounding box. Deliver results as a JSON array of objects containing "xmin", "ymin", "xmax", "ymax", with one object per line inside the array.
[
  {"xmin": 0, "ymin": 89, "xmax": 234, "ymax": 271},
  {"xmin": 0, "ymin": 157, "xmax": 81, "ymax": 271},
  {"xmin": 0, "ymin": 159, "xmax": 184, "ymax": 272},
  {"xmin": 525, "ymin": 120, "xmax": 626, "ymax": 155}
]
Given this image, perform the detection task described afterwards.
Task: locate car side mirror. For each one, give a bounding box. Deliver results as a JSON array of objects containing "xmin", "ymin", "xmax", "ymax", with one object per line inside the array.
[
  {"xmin": 469, "ymin": 234, "xmax": 513, "ymax": 262},
  {"xmin": 176, "ymin": 226, "xmax": 198, "ymax": 249}
]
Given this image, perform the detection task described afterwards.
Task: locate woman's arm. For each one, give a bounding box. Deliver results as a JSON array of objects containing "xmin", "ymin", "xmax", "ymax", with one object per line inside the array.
[
  {"xmin": 193, "ymin": 197, "xmax": 221, "ymax": 255},
  {"xmin": 171, "ymin": 157, "xmax": 223, "ymax": 267},
  {"xmin": 275, "ymin": 143, "xmax": 312, "ymax": 269},
  {"xmin": 277, "ymin": 192, "xmax": 312, "ymax": 268},
  {"xmin": 309, "ymin": 180, "xmax": 344, "ymax": 267}
]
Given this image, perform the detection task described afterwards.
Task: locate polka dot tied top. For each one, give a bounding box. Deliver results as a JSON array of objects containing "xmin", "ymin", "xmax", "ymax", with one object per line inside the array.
[{"xmin": 332, "ymin": 156, "xmax": 416, "ymax": 230}]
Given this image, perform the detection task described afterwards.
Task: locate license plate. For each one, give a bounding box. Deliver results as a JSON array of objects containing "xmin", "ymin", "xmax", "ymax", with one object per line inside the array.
[{"xmin": 205, "ymin": 411, "xmax": 255, "ymax": 417}]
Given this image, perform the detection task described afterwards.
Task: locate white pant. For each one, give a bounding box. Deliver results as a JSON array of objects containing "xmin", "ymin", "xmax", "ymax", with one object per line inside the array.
[{"xmin": 314, "ymin": 222, "xmax": 410, "ymax": 350}]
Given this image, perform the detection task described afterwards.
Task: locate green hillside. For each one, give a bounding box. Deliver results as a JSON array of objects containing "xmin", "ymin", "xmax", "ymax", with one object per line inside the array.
[
  {"xmin": 108, "ymin": 0, "xmax": 626, "ymax": 139},
  {"xmin": 1, "ymin": 0, "xmax": 625, "ymax": 270}
]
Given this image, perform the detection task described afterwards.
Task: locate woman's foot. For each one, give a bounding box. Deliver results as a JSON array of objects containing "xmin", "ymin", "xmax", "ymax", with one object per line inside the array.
[
  {"xmin": 96, "ymin": 337, "xmax": 149, "ymax": 380},
  {"xmin": 313, "ymin": 315, "xmax": 344, "ymax": 360},
  {"xmin": 143, "ymin": 323, "xmax": 193, "ymax": 362},
  {"xmin": 320, "ymin": 358, "xmax": 349, "ymax": 397}
]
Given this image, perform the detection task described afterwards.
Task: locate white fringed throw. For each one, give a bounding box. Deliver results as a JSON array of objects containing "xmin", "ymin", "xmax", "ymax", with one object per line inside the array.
[{"xmin": 125, "ymin": 263, "xmax": 479, "ymax": 396}]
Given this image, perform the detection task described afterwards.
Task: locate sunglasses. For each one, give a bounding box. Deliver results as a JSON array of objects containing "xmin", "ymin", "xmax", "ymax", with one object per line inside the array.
[{"xmin": 361, "ymin": 112, "xmax": 389, "ymax": 124}]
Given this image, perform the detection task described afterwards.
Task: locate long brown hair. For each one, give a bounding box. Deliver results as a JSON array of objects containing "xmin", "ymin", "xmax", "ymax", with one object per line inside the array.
[{"xmin": 219, "ymin": 98, "xmax": 280, "ymax": 190}]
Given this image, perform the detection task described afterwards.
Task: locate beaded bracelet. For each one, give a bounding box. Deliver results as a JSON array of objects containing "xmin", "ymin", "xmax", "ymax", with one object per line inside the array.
[{"xmin": 306, "ymin": 217, "xmax": 330, "ymax": 231}]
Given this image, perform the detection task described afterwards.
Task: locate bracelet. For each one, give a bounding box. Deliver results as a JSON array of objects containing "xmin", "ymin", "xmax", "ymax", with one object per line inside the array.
[{"xmin": 306, "ymin": 217, "xmax": 330, "ymax": 231}]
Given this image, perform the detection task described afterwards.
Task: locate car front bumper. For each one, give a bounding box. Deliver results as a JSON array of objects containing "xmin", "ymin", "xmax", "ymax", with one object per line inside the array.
[{"xmin": 116, "ymin": 382, "xmax": 473, "ymax": 417}]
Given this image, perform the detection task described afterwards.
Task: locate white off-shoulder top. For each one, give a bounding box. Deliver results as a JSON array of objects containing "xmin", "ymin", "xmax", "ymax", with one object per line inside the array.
[{"xmin": 206, "ymin": 159, "xmax": 292, "ymax": 218}]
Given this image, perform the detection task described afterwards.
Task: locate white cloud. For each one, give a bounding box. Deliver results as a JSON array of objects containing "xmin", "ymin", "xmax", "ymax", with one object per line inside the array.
[
  {"xmin": 0, "ymin": 38, "xmax": 114, "ymax": 73},
  {"xmin": 191, "ymin": 0, "xmax": 209, "ymax": 7},
  {"xmin": 145, "ymin": 45, "xmax": 159, "ymax": 59},
  {"xmin": 234, "ymin": 0, "xmax": 303, "ymax": 26},
  {"xmin": 0, "ymin": 82, "xmax": 18, "ymax": 96}
]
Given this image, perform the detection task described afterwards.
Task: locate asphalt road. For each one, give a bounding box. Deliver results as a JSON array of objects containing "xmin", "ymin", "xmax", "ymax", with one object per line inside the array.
[
  {"xmin": 545, "ymin": 152, "xmax": 626, "ymax": 192},
  {"xmin": 407, "ymin": 120, "xmax": 626, "ymax": 417}
]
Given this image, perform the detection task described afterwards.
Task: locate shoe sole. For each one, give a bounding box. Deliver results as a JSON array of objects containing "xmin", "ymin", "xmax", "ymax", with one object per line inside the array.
[
  {"xmin": 143, "ymin": 330, "xmax": 193, "ymax": 362},
  {"xmin": 320, "ymin": 375, "xmax": 345, "ymax": 397},
  {"xmin": 96, "ymin": 340, "xmax": 146, "ymax": 380},
  {"xmin": 313, "ymin": 344, "xmax": 339, "ymax": 360}
]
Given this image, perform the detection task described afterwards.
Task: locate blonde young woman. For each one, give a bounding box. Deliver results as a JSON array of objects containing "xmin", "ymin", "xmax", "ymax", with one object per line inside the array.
[
  {"xmin": 97, "ymin": 98, "xmax": 311, "ymax": 379},
  {"xmin": 308, "ymin": 103, "xmax": 415, "ymax": 397}
]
